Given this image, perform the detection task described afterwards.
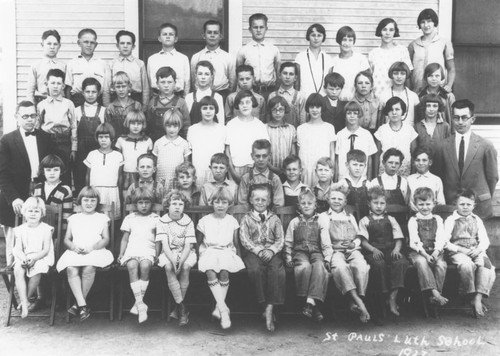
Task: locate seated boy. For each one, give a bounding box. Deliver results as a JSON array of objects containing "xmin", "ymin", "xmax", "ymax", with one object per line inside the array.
[
  {"xmin": 336, "ymin": 149, "xmax": 370, "ymax": 218},
  {"xmin": 125, "ymin": 153, "xmax": 164, "ymax": 205},
  {"xmin": 147, "ymin": 22, "xmax": 190, "ymax": 96},
  {"xmin": 313, "ymin": 157, "xmax": 334, "ymax": 213},
  {"xmin": 37, "ymin": 68, "xmax": 76, "ymax": 186},
  {"xmin": 200, "ymin": 153, "xmax": 237, "ymax": 206},
  {"xmin": 65, "ymin": 28, "xmax": 110, "ymax": 107},
  {"xmin": 267, "ymin": 62, "xmax": 306, "ymax": 127},
  {"xmin": 319, "ymin": 186, "xmax": 370, "ymax": 323},
  {"xmin": 240, "ymin": 184, "xmax": 285, "ymax": 331},
  {"xmin": 407, "ymin": 147, "xmax": 446, "ymax": 212},
  {"xmin": 282, "ymin": 155, "xmax": 310, "ymax": 207},
  {"xmin": 237, "ymin": 139, "xmax": 284, "ymax": 207},
  {"xmin": 444, "ymin": 188, "xmax": 496, "ymax": 317},
  {"xmin": 172, "ymin": 162, "xmax": 201, "ymax": 206},
  {"xmin": 322, "ymin": 72, "xmax": 348, "ymax": 133},
  {"xmin": 407, "ymin": 187, "xmax": 448, "ymax": 306},
  {"xmin": 285, "ymin": 190, "xmax": 332, "ymax": 322},
  {"xmin": 359, "ymin": 187, "xmax": 409, "ymax": 317},
  {"xmin": 225, "ymin": 65, "xmax": 266, "ymax": 123},
  {"xmin": 335, "ymin": 101, "xmax": 377, "ymax": 180}
]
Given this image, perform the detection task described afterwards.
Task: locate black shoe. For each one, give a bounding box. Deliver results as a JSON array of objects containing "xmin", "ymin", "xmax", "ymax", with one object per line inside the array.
[
  {"xmin": 178, "ymin": 303, "xmax": 189, "ymax": 326},
  {"xmin": 302, "ymin": 303, "xmax": 313, "ymax": 318},
  {"xmin": 312, "ymin": 306, "xmax": 324, "ymax": 322},
  {"xmin": 79, "ymin": 306, "xmax": 90, "ymax": 321},
  {"xmin": 67, "ymin": 304, "xmax": 78, "ymax": 316}
]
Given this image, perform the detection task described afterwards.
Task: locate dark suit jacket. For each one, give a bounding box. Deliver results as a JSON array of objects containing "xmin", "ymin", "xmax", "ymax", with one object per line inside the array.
[
  {"xmin": 0, "ymin": 129, "xmax": 55, "ymax": 226},
  {"xmin": 322, "ymin": 97, "xmax": 346, "ymax": 133},
  {"xmin": 433, "ymin": 132, "xmax": 498, "ymax": 218}
]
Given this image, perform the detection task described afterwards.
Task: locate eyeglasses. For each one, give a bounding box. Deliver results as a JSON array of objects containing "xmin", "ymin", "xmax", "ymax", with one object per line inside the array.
[
  {"xmin": 452, "ymin": 115, "xmax": 473, "ymax": 122},
  {"xmin": 271, "ymin": 108, "xmax": 285, "ymax": 113},
  {"xmin": 19, "ymin": 114, "xmax": 38, "ymax": 120}
]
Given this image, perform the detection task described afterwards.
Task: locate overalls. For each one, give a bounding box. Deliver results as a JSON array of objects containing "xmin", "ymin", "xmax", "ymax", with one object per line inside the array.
[
  {"xmin": 346, "ymin": 178, "xmax": 369, "ymax": 218},
  {"xmin": 147, "ymin": 96, "xmax": 179, "ymax": 143}
]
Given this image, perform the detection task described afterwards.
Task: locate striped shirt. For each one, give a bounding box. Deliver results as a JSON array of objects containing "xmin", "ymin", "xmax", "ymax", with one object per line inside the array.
[{"xmin": 266, "ymin": 123, "xmax": 296, "ymax": 170}]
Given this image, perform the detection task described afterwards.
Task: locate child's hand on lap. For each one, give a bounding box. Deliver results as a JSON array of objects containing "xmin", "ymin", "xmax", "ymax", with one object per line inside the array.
[
  {"xmin": 430, "ymin": 250, "xmax": 440, "ymax": 263},
  {"xmin": 259, "ymin": 249, "xmax": 273, "ymax": 262},
  {"xmin": 372, "ymin": 248, "xmax": 384, "ymax": 261},
  {"xmin": 468, "ymin": 248, "xmax": 482, "ymax": 258},
  {"xmin": 391, "ymin": 249, "xmax": 402, "ymax": 260},
  {"xmin": 324, "ymin": 260, "xmax": 331, "ymax": 272}
]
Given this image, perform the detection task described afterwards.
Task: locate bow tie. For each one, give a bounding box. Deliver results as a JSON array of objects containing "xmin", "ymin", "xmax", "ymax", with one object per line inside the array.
[{"xmin": 24, "ymin": 131, "xmax": 36, "ymax": 137}]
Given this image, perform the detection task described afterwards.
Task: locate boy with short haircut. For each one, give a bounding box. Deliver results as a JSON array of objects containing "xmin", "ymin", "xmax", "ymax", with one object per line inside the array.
[
  {"xmin": 407, "ymin": 187, "xmax": 448, "ymax": 307},
  {"xmin": 172, "ymin": 162, "xmax": 201, "ymax": 206},
  {"xmin": 369, "ymin": 148, "xmax": 409, "ymax": 205},
  {"xmin": 267, "ymin": 62, "xmax": 306, "ymax": 127},
  {"xmin": 65, "ymin": 28, "xmax": 110, "ymax": 107},
  {"xmin": 237, "ymin": 139, "xmax": 284, "ymax": 207},
  {"xmin": 125, "ymin": 153, "xmax": 164, "ymax": 204},
  {"xmin": 336, "ymin": 149, "xmax": 370, "ymax": 218},
  {"xmin": 444, "ymin": 188, "xmax": 496, "ymax": 317},
  {"xmin": 147, "ymin": 23, "xmax": 190, "ymax": 96},
  {"xmin": 190, "ymin": 20, "xmax": 235, "ymax": 102},
  {"xmin": 146, "ymin": 66, "xmax": 190, "ymax": 142},
  {"xmin": 200, "ymin": 153, "xmax": 237, "ymax": 206},
  {"xmin": 225, "ymin": 65, "xmax": 266, "ymax": 123},
  {"xmin": 322, "ymin": 72, "xmax": 348, "ymax": 133},
  {"xmin": 27, "ymin": 29, "xmax": 66, "ymax": 105},
  {"xmin": 236, "ymin": 13, "xmax": 281, "ymax": 100},
  {"xmin": 359, "ymin": 186, "xmax": 409, "ymax": 317},
  {"xmin": 282, "ymin": 155, "xmax": 310, "ymax": 207},
  {"xmin": 105, "ymin": 71, "xmax": 143, "ymax": 139},
  {"xmin": 37, "ymin": 68, "xmax": 76, "ymax": 185},
  {"xmin": 110, "ymin": 30, "xmax": 150, "ymax": 106},
  {"xmin": 335, "ymin": 101, "xmax": 377, "ymax": 180},
  {"xmin": 319, "ymin": 186, "xmax": 371, "ymax": 323},
  {"xmin": 239, "ymin": 184, "xmax": 285, "ymax": 332},
  {"xmin": 313, "ymin": 157, "xmax": 334, "ymax": 213},
  {"xmin": 407, "ymin": 147, "xmax": 445, "ymax": 211}
]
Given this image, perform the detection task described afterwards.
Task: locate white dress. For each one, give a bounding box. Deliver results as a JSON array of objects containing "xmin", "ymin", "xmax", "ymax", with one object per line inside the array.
[
  {"xmin": 120, "ymin": 212, "xmax": 159, "ymax": 264},
  {"xmin": 197, "ymin": 214, "xmax": 245, "ymax": 273},
  {"xmin": 56, "ymin": 212, "xmax": 114, "ymax": 271},
  {"xmin": 331, "ymin": 52, "xmax": 370, "ymax": 101},
  {"xmin": 156, "ymin": 214, "xmax": 197, "ymax": 268},
  {"xmin": 13, "ymin": 222, "xmax": 54, "ymax": 277},
  {"xmin": 297, "ymin": 121, "xmax": 336, "ymax": 186}
]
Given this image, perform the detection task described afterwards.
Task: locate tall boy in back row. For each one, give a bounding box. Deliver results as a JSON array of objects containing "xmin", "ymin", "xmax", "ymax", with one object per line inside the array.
[{"xmin": 236, "ymin": 13, "xmax": 281, "ymax": 100}]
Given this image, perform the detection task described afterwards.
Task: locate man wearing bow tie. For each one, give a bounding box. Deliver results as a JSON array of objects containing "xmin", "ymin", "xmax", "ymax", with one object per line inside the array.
[{"xmin": 0, "ymin": 101, "xmax": 55, "ymax": 267}]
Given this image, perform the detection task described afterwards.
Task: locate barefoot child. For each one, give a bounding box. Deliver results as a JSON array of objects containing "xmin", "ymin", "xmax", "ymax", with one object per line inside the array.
[
  {"xmin": 56, "ymin": 187, "xmax": 114, "ymax": 321},
  {"xmin": 319, "ymin": 186, "xmax": 370, "ymax": 323},
  {"xmin": 359, "ymin": 187, "xmax": 409, "ymax": 317},
  {"xmin": 444, "ymin": 189, "xmax": 496, "ymax": 317},
  {"xmin": 197, "ymin": 187, "xmax": 245, "ymax": 329},
  {"xmin": 240, "ymin": 184, "xmax": 285, "ymax": 331},
  {"xmin": 285, "ymin": 190, "xmax": 332, "ymax": 322},
  {"xmin": 118, "ymin": 188, "xmax": 160, "ymax": 323},
  {"xmin": 407, "ymin": 187, "xmax": 448, "ymax": 307},
  {"xmin": 13, "ymin": 197, "xmax": 55, "ymax": 318},
  {"xmin": 156, "ymin": 191, "xmax": 197, "ymax": 326}
]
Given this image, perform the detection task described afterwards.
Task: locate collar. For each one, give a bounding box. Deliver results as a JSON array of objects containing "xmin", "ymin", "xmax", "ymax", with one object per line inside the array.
[
  {"xmin": 421, "ymin": 86, "xmax": 448, "ymax": 99},
  {"xmin": 20, "ymin": 127, "xmax": 36, "ymax": 137},
  {"xmin": 208, "ymin": 177, "xmax": 231, "ymax": 186},
  {"xmin": 77, "ymin": 54, "xmax": 96, "ymax": 61},
  {"xmin": 299, "ymin": 212, "xmax": 319, "ymax": 222},
  {"xmin": 455, "ymin": 130, "xmax": 472, "ymax": 142},
  {"xmin": 278, "ymin": 86, "xmax": 294, "ymax": 95},
  {"xmin": 314, "ymin": 182, "xmax": 332, "ymax": 193},
  {"xmin": 84, "ymin": 102, "xmax": 99, "ymax": 108},
  {"xmin": 47, "ymin": 95, "xmax": 63, "ymax": 103},
  {"xmin": 138, "ymin": 178, "xmax": 154, "ymax": 185},
  {"xmin": 414, "ymin": 172, "xmax": 431, "ymax": 179},
  {"xmin": 381, "ymin": 172, "xmax": 398, "ymax": 182},
  {"xmin": 415, "ymin": 212, "xmax": 434, "ymax": 220},
  {"xmin": 42, "ymin": 57, "xmax": 58, "ymax": 64},
  {"xmin": 118, "ymin": 55, "xmax": 135, "ymax": 62},
  {"xmin": 252, "ymin": 167, "xmax": 270, "ymax": 176},
  {"xmin": 283, "ymin": 181, "xmax": 308, "ymax": 189},
  {"xmin": 112, "ymin": 97, "xmax": 135, "ymax": 108},
  {"xmin": 125, "ymin": 133, "xmax": 148, "ymax": 142},
  {"xmin": 267, "ymin": 120, "xmax": 289, "ymax": 128},
  {"xmin": 369, "ymin": 211, "xmax": 387, "ymax": 219},
  {"xmin": 159, "ymin": 48, "xmax": 177, "ymax": 55},
  {"xmin": 204, "ymin": 46, "xmax": 221, "ymax": 54},
  {"xmin": 159, "ymin": 213, "xmax": 191, "ymax": 226},
  {"xmin": 250, "ymin": 40, "xmax": 266, "ymax": 47},
  {"xmin": 251, "ymin": 209, "xmax": 269, "ymax": 221},
  {"xmin": 163, "ymin": 136, "xmax": 183, "ymax": 145},
  {"xmin": 327, "ymin": 208, "xmax": 349, "ymax": 216},
  {"xmin": 415, "ymin": 33, "xmax": 441, "ymax": 46},
  {"xmin": 355, "ymin": 93, "xmax": 373, "ymax": 103},
  {"xmin": 451, "ymin": 210, "xmax": 477, "ymax": 221}
]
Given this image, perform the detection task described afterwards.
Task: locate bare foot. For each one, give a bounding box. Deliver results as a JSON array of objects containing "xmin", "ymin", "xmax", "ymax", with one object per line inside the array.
[
  {"xmin": 358, "ymin": 304, "xmax": 370, "ymax": 323},
  {"xmin": 429, "ymin": 295, "xmax": 448, "ymax": 306},
  {"xmin": 20, "ymin": 302, "xmax": 29, "ymax": 319},
  {"xmin": 471, "ymin": 299, "xmax": 486, "ymax": 318},
  {"xmin": 387, "ymin": 299, "xmax": 400, "ymax": 316},
  {"xmin": 265, "ymin": 305, "xmax": 275, "ymax": 332},
  {"xmin": 349, "ymin": 300, "xmax": 360, "ymax": 314}
]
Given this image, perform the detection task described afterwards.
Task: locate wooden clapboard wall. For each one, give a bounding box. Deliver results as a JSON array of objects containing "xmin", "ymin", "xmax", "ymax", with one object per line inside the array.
[
  {"xmin": 242, "ymin": 0, "xmax": 439, "ymax": 60},
  {"xmin": 15, "ymin": 0, "xmax": 125, "ymax": 101}
]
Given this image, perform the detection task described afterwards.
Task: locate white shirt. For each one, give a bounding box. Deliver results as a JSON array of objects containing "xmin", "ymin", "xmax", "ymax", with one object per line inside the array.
[
  {"xmin": 147, "ymin": 49, "xmax": 190, "ymax": 93},
  {"xmin": 225, "ymin": 117, "xmax": 269, "ymax": 167},
  {"xmin": 455, "ymin": 131, "xmax": 472, "ymax": 161},
  {"xmin": 407, "ymin": 172, "xmax": 446, "ymax": 211},
  {"xmin": 369, "ymin": 172, "xmax": 409, "ymax": 201},
  {"xmin": 20, "ymin": 128, "xmax": 39, "ymax": 179},
  {"xmin": 295, "ymin": 48, "xmax": 334, "ymax": 97},
  {"xmin": 185, "ymin": 88, "xmax": 225, "ymax": 126},
  {"xmin": 336, "ymin": 126, "xmax": 377, "ymax": 179}
]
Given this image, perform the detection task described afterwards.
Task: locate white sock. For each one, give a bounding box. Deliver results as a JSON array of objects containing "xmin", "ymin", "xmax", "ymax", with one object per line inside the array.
[{"xmin": 306, "ymin": 297, "xmax": 315, "ymax": 306}]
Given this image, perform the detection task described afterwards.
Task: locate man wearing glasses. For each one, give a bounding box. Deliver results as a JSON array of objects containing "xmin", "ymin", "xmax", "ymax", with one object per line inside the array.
[
  {"xmin": 433, "ymin": 99, "xmax": 498, "ymax": 218},
  {"xmin": 0, "ymin": 101, "xmax": 55, "ymax": 268}
]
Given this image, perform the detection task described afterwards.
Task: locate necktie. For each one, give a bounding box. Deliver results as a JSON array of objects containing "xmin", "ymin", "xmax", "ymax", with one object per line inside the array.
[
  {"xmin": 458, "ymin": 136, "xmax": 465, "ymax": 175},
  {"xmin": 24, "ymin": 131, "xmax": 36, "ymax": 137},
  {"xmin": 349, "ymin": 134, "xmax": 357, "ymax": 151},
  {"xmin": 259, "ymin": 213, "xmax": 266, "ymax": 223}
]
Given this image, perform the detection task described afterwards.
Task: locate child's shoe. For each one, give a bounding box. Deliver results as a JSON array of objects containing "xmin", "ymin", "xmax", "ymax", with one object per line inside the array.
[
  {"xmin": 302, "ymin": 303, "xmax": 313, "ymax": 318},
  {"xmin": 178, "ymin": 303, "xmax": 189, "ymax": 326},
  {"xmin": 169, "ymin": 305, "xmax": 179, "ymax": 320},
  {"xmin": 312, "ymin": 306, "xmax": 324, "ymax": 322},
  {"xmin": 138, "ymin": 303, "xmax": 148, "ymax": 323},
  {"xmin": 130, "ymin": 303, "xmax": 138, "ymax": 315},
  {"xmin": 211, "ymin": 308, "xmax": 221, "ymax": 320},
  {"xmin": 67, "ymin": 304, "xmax": 79, "ymax": 316},
  {"xmin": 220, "ymin": 307, "xmax": 231, "ymax": 329},
  {"xmin": 79, "ymin": 306, "xmax": 90, "ymax": 321}
]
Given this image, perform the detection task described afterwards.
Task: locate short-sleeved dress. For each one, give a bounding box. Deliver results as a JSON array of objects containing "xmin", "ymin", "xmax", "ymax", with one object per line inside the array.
[
  {"xmin": 331, "ymin": 52, "xmax": 370, "ymax": 101},
  {"xmin": 56, "ymin": 212, "xmax": 113, "ymax": 271},
  {"xmin": 14, "ymin": 222, "xmax": 54, "ymax": 277},
  {"xmin": 187, "ymin": 123, "xmax": 227, "ymax": 186},
  {"xmin": 368, "ymin": 44, "xmax": 413, "ymax": 98},
  {"xmin": 115, "ymin": 135, "xmax": 153, "ymax": 190},
  {"xmin": 374, "ymin": 123, "xmax": 418, "ymax": 177},
  {"xmin": 152, "ymin": 136, "xmax": 191, "ymax": 191},
  {"xmin": 266, "ymin": 123, "xmax": 297, "ymax": 171},
  {"xmin": 84, "ymin": 149, "xmax": 124, "ymax": 219},
  {"xmin": 197, "ymin": 214, "xmax": 245, "ymax": 273},
  {"xmin": 297, "ymin": 121, "xmax": 336, "ymax": 186},
  {"xmin": 120, "ymin": 212, "xmax": 159, "ymax": 264},
  {"xmin": 156, "ymin": 214, "xmax": 197, "ymax": 268}
]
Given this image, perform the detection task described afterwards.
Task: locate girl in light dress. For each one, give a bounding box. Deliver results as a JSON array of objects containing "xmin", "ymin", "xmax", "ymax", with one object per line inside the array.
[
  {"xmin": 115, "ymin": 109, "xmax": 153, "ymax": 197},
  {"xmin": 56, "ymin": 187, "xmax": 114, "ymax": 321},
  {"xmin": 13, "ymin": 197, "xmax": 55, "ymax": 318},
  {"xmin": 197, "ymin": 186, "xmax": 245, "ymax": 329},
  {"xmin": 187, "ymin": 95, "xmax": 226, "ymax": 186},
  {"xmin": 118, "ymin": 187, "xmax": 159, "ymax": 323},
  {"xmin": 297, "ymin": 93, "xmax": 336, "ymax": 187},
  {"xmin": 84, "ymin": 123, "xmax": 124, "ymax": 220}
]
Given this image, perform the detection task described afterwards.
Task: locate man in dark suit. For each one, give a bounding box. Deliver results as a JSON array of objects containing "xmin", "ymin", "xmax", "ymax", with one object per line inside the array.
[
  {"xmin": 0, "ymin": 101, "xmax": 55, "ymax": 267},
  {"xmin": 433, "ymin": 99, "xmax": 498, "ymax": 218}
]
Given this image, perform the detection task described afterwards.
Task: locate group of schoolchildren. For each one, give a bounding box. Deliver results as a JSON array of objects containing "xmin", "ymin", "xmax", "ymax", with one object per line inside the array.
[{"xmin": 11, "ymin": 8, "xmax": 495, "ymax": 333}]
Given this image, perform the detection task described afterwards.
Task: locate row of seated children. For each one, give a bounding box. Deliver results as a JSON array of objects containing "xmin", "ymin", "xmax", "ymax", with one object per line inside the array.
[{"xmin": 15, "ymin": 179, "xmax": 495, "ymax": 330}]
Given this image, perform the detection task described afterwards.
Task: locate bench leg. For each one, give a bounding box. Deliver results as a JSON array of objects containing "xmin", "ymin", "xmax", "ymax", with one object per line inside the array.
[
  {"xmin": 118, "ymin": 273, "xmax": 124, "ymax": 321},
  {"xmin": 161, "ymin": 282, "xmax": 166, "ymax": 320},
  {"xmin": 421, "ymin": 291, "xmax": 429, "ymax": 318},
  {"xmin": 65, "ymin": 279, "xmax": 71, "ymax": 323},
  {"xmin": 3, "ymin": 273, "xmax": 18, "ymax": 310},
  {"xmin": 49, "ymin": 272, "xmax": 57, "ymax": 326},
  {"xmin": 5, "ymin": 274, "xmax": 15, "ymax": 327},
  {"xmin": 109, "ymin": 270, "xmax": 114, "ymax": 321}
]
